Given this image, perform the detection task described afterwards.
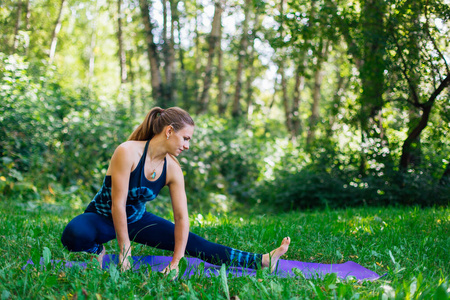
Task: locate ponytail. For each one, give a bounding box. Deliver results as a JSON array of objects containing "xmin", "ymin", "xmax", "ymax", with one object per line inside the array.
[{"xmin": 128, "ymin": 107, "xmax": 194, "ymax": 141}]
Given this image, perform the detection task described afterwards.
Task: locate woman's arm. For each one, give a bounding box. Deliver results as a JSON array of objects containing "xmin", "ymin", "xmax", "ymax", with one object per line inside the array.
[
  {"xmin": 166, "ymin": 158, "xmax": 190, "ymax": 271},
  {"xmin": 110, "ymin": 144, "xmax": 134, "ymax": 271}
]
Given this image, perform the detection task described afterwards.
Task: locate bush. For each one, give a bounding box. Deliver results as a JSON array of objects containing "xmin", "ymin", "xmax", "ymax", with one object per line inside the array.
[
  {"xmin": 181, "ymin": 116, "xmax": 275, "ymax": 212},
  {"xmin": 0, "ymin": 53, "xmax": 132, "ymax": 203},
  {"xmin": 256, "ymin": 167, "xmax": 450, "ymax": 211}
]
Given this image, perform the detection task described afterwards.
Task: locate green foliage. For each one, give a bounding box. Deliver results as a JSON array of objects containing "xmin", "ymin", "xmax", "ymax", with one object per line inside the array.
[
  {"xmin": 0, "ymin": 53, "xmax": 132, "ymax": 204},
  {"xmin": 259, "ymin": 168, "xmax": 450, "ymax": 211},
  {"xmin": 181, "ymin": 116, "xmax": 279, "ymax": 212}
]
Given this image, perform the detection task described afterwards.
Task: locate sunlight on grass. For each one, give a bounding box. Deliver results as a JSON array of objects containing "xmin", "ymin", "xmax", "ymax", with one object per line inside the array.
[{"xmin": 0, "ymin": 200, "xmax": 448, "ymax": 299}]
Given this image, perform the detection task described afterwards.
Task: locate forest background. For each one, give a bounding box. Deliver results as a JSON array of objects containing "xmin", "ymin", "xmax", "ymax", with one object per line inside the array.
[{"xmin": 1, "ymin": 0, "xmax": 449, "ymax": 213}]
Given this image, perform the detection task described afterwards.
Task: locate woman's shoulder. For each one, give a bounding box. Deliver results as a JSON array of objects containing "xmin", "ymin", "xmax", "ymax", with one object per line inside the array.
[
  {"xmin": 166, "ymin": 154, "xmax": 181, "ymax": 168},
  {"xmin": 107, "ymin": 140, "xmax": 148, "ymax": 175},
  {"xmin": 118, "ymin": 140, "xmax": 147, "ymax": 148},
  {"xmin": 115, "ymin": 140, "xmax": 147, "ymax": 153},
  {"xmin": 111, "ymin": 141, "xmax": 147, "ymax": 163},
  {"xmin": 165, "ymin": 154, "xmax": 184, "ymax": 180}
]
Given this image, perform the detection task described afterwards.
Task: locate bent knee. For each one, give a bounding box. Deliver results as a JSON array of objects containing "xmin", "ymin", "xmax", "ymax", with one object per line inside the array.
[{"xmin": 61, "ymin": 222, "xmax": 91, "ymax": 252}]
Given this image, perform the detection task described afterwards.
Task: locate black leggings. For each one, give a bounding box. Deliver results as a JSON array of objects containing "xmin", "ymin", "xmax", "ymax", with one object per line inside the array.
[{"xmin": 61, "ymin": 212, "xmax": 262, "ymax": 268}]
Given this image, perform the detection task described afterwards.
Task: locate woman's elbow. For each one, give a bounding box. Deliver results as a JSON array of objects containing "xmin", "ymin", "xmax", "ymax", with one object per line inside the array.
[
  {"xmin": 111, "ymin": 203, "xmax": 126, "ymax": 217},
  {"xmin": 174, "ymin": 215, "xmax": 189, "ymax": 227}
]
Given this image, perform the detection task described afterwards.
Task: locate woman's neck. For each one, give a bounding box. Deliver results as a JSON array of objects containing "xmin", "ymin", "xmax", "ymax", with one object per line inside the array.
[{"xmin": 147, "ymin": 135, "xmax": 167, "ymax": 161}]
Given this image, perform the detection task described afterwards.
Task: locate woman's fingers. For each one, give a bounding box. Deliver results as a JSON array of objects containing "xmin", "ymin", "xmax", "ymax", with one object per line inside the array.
[
  {"xmin": 161, "ymin": 264, "xmax": 179, "ymax": 280},
  {"xmin": 121, "ymin": 259, "xmax": 131, "ymax": 271},
  {"xmin": 119, "ymin": 253, "xmax": 132, "ymax": 271}
]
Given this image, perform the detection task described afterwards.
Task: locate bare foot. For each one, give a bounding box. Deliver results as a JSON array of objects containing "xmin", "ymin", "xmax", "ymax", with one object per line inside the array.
[{"xmin": 262, "ymin": 237, "xmax": 291, "ymax": 272}]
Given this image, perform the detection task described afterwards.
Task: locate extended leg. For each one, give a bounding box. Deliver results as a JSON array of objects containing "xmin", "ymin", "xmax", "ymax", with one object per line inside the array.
[{"xmin": 129, "ymin": 212, "xmax": 263, "ymax": 268}]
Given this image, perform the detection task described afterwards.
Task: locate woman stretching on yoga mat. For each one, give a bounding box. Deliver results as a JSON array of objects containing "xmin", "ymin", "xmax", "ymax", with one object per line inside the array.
[{"xmin": 61, "ymin": 107, "xmax": 290, "ymax": 274}]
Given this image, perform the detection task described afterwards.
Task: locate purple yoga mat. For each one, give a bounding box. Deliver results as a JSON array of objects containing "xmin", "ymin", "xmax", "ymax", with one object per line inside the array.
[{"xmin": 25, "ymin": 254, "xmax": 381, "ymax": 281}]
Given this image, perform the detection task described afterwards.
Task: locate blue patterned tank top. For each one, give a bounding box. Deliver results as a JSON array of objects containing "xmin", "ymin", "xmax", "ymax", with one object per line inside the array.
[{"xmin": 85, "ymin": 140, "xmax": 166, "ymax": 224}]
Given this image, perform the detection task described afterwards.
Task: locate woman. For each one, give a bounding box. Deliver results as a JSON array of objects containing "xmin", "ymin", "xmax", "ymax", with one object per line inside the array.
[{"xmin": 61, "ymin": 107, "xmax": 290, "ymax": 274}]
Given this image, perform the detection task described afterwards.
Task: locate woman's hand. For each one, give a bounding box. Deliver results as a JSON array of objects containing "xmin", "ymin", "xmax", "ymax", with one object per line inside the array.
[
  {"xmin": 119, "ymin": 250, "xmax": 132, "ymax": 272},
  {"xmin": 161, "ymin": 261, "xmax": 179, "ymax": 280}
]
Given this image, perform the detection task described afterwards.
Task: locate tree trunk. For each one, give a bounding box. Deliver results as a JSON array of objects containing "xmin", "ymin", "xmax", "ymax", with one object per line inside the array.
[
  {"xmin": 406, "ymin": 108, "xmax": 422, "ymax": 167},
  {"xmin": 245, "ymin": 13, "xmax": 261, "ymax": 119},
  {"xmin": 162, "ymin": 0, "xmax": 175, "ymax": 105},
  {"xmin": 198, "ymin": 0, "xmax": 222, "ymax": 113},
  {"xmin": 24, "ymin": 0, "xmax": 31, "ymax": 54},
  {"xmin": 138, "ymin": 55, "xmax": 149, "ymax": 111},
  {"xmin": 332, "ymin": 0, "xmax": 385, "ymax": 173},
  {"xmin": 327, "ymin": 69, "xmax": 348, "ymax": 137},
  {"xmin": 280, "ymin": 64, "xmax": 292, "ymax": 133},
  {"xmin": 232, "ymin": 0, "xmax": 251, "ymax": 118},
  {"xmin": 358, "ymin": 0, "xmax": 386, "ymax": 174},
  {"xmin": 307, "ymin": 39, "xmax": 329, "ymax": 145},
  {"xmin": 117, "ymin": 0, "xmax": 127, "ymax": 84},
  {"xmin": 440, "ymin": 159, "xmax": 450, "ymax": 185},
  {"xmin": 403, "ymin": 12, "xmax": 422, "ymax": 168},
  {"xmin": 25, "ymin": 0, "xmax": 31, "ymax": 30},
  {"xmin": 193, "ymin": 2, "xmax": 201, "ymax": 103},
  {"xmin": 163, "ymin": 0, "xmax": 168, "ymax": 81},
  {"xmin": 168, "ymin": 0, "xmax": 178, "ymax": 105},
  {"xmin": 87, "ymin": 1, "xmax": 99, "ymax": 87},
  {"xmin": 176, "ymin": 2, "xmax": 188, "ymax": 107},
  {"xmin": 127, "ymin": 49, "xmax": 136, "ymax": 116},
  {"xmin": 49, "ymin": 0, "xmax": 66, "ymax": 64},
  {"xmin": 276, "ymin": 0, "xmax": 292, "ymax": 133},
  {"xmin": 13, "ymin": 0, "xmax": 23, "ymax": 53},
  {"xmin": 245, "ymin": 40, "xmax": 256, "ymax": 119},
  {"xmin": 306, "ymin": 65, "xmax": 322, "ymax": 145},
  {"xmin": 217, "ymin": 15, "xmax": 226, "ymax": 116},
  {"xmin": 291, "ymin": 61, "xmax": 306, "ymax": 137},
  {"xmin": 400, "ymin": 75, "xmax": 450, "ymax": 170},
  {"xmin": 264, "ymin": 75, "xmax": 279, "ymax": 134},
  {"xmin": 139, "ymin": 0, "xmax": 163, "ymax": 103}
]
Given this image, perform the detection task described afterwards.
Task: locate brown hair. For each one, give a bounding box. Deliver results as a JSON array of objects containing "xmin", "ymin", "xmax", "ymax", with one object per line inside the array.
[{"xmin": 128, "ymin": 107, "xmax": 194, "ymax": 141}]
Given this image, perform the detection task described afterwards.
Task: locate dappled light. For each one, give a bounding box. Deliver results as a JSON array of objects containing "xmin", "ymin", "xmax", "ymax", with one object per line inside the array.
[{"xmin": 1, "ymin": 0, "xmax": 450, "ymax": 298}]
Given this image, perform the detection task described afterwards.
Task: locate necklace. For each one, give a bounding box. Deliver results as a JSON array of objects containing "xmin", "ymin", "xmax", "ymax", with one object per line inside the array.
[{"xmin": 149, "ymin": 155, "xmax": 164, "ymax": 179}]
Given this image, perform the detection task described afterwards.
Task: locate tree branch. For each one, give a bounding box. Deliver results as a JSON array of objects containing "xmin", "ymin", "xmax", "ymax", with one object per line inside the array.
[
  {"xmin": 424, "ymin": 4, "xmax": 450, "ymax": 76},
  {"xmin": 426, "ymin": 74, "xmax": 450, "ymax": 106},
  {"xmin": 394, "ymin": 38, "xmax": 421, "ymax": 107},
  {"xmin": 400, "ymin": 74, "xmax": 450, "ymax": 170}
]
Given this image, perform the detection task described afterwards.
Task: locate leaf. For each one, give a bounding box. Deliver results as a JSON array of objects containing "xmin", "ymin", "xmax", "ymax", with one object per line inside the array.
[
  {"xmin": 380, "ymin": 284, "xmax": 395, "ymax": 299},
  {"xmin": 309, "ymin": 281, "xmax": 325, "ymax": 300},
  {"xmin": 433, "ymin": 284, "xmax": 449, "ymax": 300},
  {"xmin": 292, "ymin": 267, "xmax": 306, "ymax": 279},
  {"xmin": 109, "ymin": 264, "xmax": 120, "ymax": 283},
  {"xmin": 328, "ymin": 284, "xmax": 338, "ymax": 290},
  {"xmin": 1, "ymin": 290, "xmax": 11, "ymax": 300},
  {"xmin": 388, "ymin": 250, "xmax": 396, "ymax": 265},
  {"xmin": 43, "ymin": 247, "xmax": 51, "ymax": 266},
  {"xmin": 219, "ymin": 264, "xmax": 230, "ymax": 300},
  {"xmin": 336, "ymin": 250, "xmax": 343, "ymax": 260},
  {"xmin": 197, "ymin": 262, "xmax": 205, "ymax": 276},
  {"xmin": 409, "ymin": 278, "xmax": 417, "ymax": 298},
  {"xmin": 45, "ymin": 275, "xmax": 58, "ymax": 287},
  {"xmin": 178, "ymin": 257, "xmax": 188, "ymax": 280}
]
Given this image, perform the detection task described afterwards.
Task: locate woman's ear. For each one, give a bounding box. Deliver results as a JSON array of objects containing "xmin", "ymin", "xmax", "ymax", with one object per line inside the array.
[{"xmin": 165, "ymin": 125, "xmax": 173, "ymax": 138}]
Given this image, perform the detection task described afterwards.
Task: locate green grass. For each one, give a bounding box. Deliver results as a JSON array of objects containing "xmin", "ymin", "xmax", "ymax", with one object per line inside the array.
[{"xmin": 0, "ymin": 199, "xmax": 449, "ymax": 299}]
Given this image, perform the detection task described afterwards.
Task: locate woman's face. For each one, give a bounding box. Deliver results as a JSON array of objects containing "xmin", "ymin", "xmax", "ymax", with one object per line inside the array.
[{"xmin": 168, "ymin": 125, "xmax": 194, "ymax": 156}]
